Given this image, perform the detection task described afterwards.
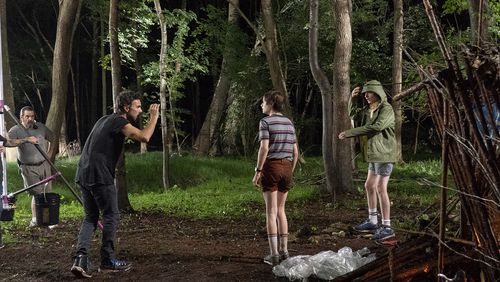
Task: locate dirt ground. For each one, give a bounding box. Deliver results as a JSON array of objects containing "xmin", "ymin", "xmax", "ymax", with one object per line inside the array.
[{"xmin": 0, "ymin": 195, "xmax": 430, "ymax": 281}]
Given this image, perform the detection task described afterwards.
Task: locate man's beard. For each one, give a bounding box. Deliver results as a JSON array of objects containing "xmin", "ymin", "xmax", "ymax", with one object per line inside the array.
[{"xmin": 126, "ymin": 114, "xmax": 140, "ymax": 126}]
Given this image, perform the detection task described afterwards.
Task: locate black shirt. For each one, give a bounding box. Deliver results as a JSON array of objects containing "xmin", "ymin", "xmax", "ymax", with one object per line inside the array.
[{"xmin": 76, "ymin": 114, "xmax": 129, "ymax": 186}]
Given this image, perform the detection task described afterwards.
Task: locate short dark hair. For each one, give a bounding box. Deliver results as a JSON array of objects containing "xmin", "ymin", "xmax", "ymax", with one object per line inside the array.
[
  {"xmin": 263, "ymin": 90, "xmax": 286, "ymax": 112},
  {"xmin": 117, "ymin": 90, "xmax": 141, "ymax": 113},
  {"xmin": 20, "ymin": 106, "xmax": 35, "ymax": 117}
]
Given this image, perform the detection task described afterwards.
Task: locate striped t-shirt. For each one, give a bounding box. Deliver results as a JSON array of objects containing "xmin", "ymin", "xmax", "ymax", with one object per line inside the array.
[{"xmin": 259, "ymin": 114, "xmax": 297, "ymax": 160}]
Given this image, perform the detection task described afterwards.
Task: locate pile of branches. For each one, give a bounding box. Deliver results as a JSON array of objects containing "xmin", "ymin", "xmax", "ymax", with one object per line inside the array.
[{"xmin": 423, "ymin": 45, "xmax": 500, "ymax": 280}]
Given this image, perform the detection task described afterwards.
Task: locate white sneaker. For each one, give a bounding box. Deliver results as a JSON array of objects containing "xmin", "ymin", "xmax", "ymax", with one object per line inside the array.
[{"xmin": 29, "ymin": 220, "xmax": 37, "ymax": 228}]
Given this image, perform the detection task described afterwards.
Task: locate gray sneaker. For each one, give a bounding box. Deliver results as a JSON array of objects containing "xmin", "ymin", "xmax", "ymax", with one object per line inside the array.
[
  {"xmin": 29, "ymin": 220, "xmax": 37, "ymax": 228},
  {"xmin": 354, "ymin": 219, "xmax": 378, "ymax": 233},
  {"xmin": 279, "ymin": 251, "xmax": 289, "ymax": 261},
  {"xmin": 372, "ymin": 226, "xmax": 395, "ymax": 241},
  {"xmin": 263, "ymin": 254, "xmax": 279, "ymax": 266}
]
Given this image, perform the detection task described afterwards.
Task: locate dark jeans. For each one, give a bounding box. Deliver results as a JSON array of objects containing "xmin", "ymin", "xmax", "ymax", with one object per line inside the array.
[{"xmin": 76, "ymin": 184, "xmax": 120, "ymax": 263}]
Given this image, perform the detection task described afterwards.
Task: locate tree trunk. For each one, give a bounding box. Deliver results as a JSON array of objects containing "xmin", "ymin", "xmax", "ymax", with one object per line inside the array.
[
  {"xmin": 109, "ymin": 0, "xmax": 132, "ymax": 212},
  {"xmin": 392, "ymin": 0, "xmax": 404, "ymax": 164},
  {"xmin": 46, "ymin": 0, "xmax": 80, "ymax": 161},
  {"xmin": 261, "ymin": 0, "xmax": 290, "ymax": 113},
  {"xmin": 132, "ymin": 47, "xmax": 147, "ymax": 154},
  {"xmin": 101, "ymin": 10, "xmax": 108, "ymax": 116},
  {"xmin": 0, "ymin": 0, "xmax": 15, "ymax": 130},
  {"xmin": 90, "ymin": 18, "xmax": 98, "ymax": 128},
  {"xmin": 194, "ymin": 0, "xmax": 239, "ymax": 155},
  {"xmin": 154, "ymin": 0, "xmax": 170, "ymax": 190},
  {"xmin": 309, "ymin": 0, "xmax": 336, "ymax": 195},
  {"xmin": 331, "ymin": 0, "xmax": 353, "ymax": 196},
  {"xmin": 468, "ymin": 0, "xmax": 489, "ymax": 47}
]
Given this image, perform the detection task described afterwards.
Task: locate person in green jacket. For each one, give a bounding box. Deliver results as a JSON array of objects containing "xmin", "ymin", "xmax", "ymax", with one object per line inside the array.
[{"xmin": 338, "ymin": 80, "xmax": 396, "ymax": 241}]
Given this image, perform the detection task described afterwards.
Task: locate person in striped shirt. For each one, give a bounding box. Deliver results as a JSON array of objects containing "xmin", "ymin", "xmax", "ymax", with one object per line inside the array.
[{"xmin": 252, "ymin": 90, "xmax": 298, "ymax": 266}]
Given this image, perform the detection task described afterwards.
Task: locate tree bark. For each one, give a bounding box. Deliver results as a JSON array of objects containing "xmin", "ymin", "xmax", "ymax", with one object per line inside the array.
[
  {"xmin": 194, "ymin": 0, "xmax": 239, "ymax": 155},
  {"xmin": 468, "ymin": 0, "xmax": 489, "ymax": 47},
  {"xmin": 391, "ymin": 0, "xmax": 404, "ymax": 164},
  {"xmin": 46, "ymin": 0, "xmax": 80, "ymax": 161},
  {"xmin": 309, "ymin": 0, "xmax": 335, "ymax": 195},
  {"xmin": 331, "ymin": 0, "xmax": 353, "ymax": 196},
  {"xmin": 100, "ymin": 11, "xmax": 107, "ymax": 116},
  {"xmin": 90, "ymin": 18, "xmax": 99, "ymax": 128},
  {"xmin": 132, "ymin": 46, "xmax": 147, "ymax": 154},
  {"xmin": 154, "ymin": 0, "xmax": 170, "ymax": 190},
  {"xmin": 109, "ymin": 0, "xmax": 132, "ymax": 211},
  {"xmin": 260, "ymin": 0, "xmax": 290, "ymax": 113},
  {"xmin": 0, "ymin": 0, "xmax": 15, "ymax": 130}
]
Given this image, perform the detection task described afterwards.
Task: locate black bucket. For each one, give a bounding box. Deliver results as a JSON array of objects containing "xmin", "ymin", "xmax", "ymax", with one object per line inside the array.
[
  {"xmin": 0, "ymin": 208, "xmax": 14, "ymax": 221},
  {"xmin": 35, "ymin": 193, "xmax": 60, "ymax": 226}
]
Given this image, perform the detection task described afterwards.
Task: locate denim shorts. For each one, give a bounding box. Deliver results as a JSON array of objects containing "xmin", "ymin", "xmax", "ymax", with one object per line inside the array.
[{"xmin": 368, "ymin": 162, "xmax": 394, "ymax": 176}]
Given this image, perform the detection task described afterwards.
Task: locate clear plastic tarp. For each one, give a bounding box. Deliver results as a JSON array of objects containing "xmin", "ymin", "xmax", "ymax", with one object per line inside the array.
[{"xmin": 273, "ymin": 247, "xmax": 376, "ymax": 281}]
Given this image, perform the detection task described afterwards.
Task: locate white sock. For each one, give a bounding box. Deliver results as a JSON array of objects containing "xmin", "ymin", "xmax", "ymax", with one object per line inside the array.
[
  {"xmin": 382, "ymin": 219, "xmax": 391, "ymax": 227},
  {"xmin": 279, "ymin": 234, "xmax": 288, "ymax": 254},
  {"xmin": 268, "ymin": 234, "xmax": 278, "ymax": 255},
  {"xmin": 369, "ymin": 209, "xmax": 378, "ymax": 225}
]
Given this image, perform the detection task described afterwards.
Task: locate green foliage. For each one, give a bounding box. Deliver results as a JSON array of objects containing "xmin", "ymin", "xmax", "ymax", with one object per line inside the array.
[
  {"xmin": 118, "ymin": 0, "xmax": 156, "ymax": 66},
  {"xmin": 489, "ymin": 0, "xmax": 500, "ymax": 39},
  {"xmin": 442, "ymin": 0, "xmax": 469, "ymax": 15},
  {"xmin": 142, "ymin": 8, "xmax": 209, "ymax": 94}
]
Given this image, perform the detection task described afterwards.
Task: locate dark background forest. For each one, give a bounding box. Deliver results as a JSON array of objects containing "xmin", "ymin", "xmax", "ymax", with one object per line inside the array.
[{"xmin": 4, "ymin": 0, "xmax": 481, "ymax": 157}]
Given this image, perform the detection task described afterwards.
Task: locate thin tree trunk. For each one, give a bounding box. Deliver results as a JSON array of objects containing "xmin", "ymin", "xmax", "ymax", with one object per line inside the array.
[
  {"xmin": 90, "ymin": 18, "xmax": 98, "ymax": 127},
  {"xmin": 392, "ymin": 0, "xmax": 404, "ymax": 164},
  {"xmin": 109, "ymin": 0, "xmax": 132, "ymax": 211},
  {"xmin": 331, "ymin": 0, "xmax": 353, "ymax": 196},
  {"xmin": 154, "ymin": 0, "xmax": 170, "ymax": 190},
  {"xmin": 0, "ymin": 0, "xmax": 15, "ymax": 130},
  {"xmin": 100, "ymin": 11, "xmax": 107, "ymax": 115},
  {"xmin": 46, "ymin": 0, "xmax": 80, "ymax": 161},
  {"xmin": 468, "ymin": 0, "xmax": 489, "ymax": 47},
  {"xmin": 260, "ymin": 0, "xmax": 290, "ymax": 113},
  {"xmin": 132, "ymin": 47, "xmax": 147, "ymax": 154},
  {"xmin": 309, "ymin": 0, "xmax": 335, "ymax": 195},
  {"xmin": 194, "ymin": 0, "xmax": 239, "ymax": 155}
]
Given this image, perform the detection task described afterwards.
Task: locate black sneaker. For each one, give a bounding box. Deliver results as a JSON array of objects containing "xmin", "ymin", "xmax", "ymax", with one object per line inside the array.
[
  {"xmin": 100, "ymin": 258, "xmax": 132, "ymax": 272},
  {"xmin": 71, "ymin": 254, "xmax": 92, "ymax": 278}
]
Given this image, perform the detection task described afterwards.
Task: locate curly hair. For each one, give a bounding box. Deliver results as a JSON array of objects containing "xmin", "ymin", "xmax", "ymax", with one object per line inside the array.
[{"xmin": 117, "ymin": 90, "xmax": 141, "ymax": 113}]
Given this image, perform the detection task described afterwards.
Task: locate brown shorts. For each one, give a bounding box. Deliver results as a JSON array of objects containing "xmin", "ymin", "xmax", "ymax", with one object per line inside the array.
[{"xmin": 261, "ymin": 159, "xmax": 293, "ymax": 193}]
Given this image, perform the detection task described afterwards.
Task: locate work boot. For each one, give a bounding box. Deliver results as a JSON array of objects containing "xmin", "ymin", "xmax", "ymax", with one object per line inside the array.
[
  {"xmin": 99, "ymin": 258, "xmax": 132, "ymax": 272},
  {"xmin": 71, "ymin": 254, "xmax": 92, "ymax": 278}
]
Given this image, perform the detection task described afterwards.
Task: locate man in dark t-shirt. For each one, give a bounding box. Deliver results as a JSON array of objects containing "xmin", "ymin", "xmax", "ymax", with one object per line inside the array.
[{"xmin": 71, "ymin": 90, "xmax": 159, "ymax": 278}]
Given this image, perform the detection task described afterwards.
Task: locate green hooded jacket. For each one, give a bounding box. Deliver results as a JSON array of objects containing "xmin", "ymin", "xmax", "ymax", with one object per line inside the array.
[{"xmin": 345, "ymin": 80, "xmax": 396, "ymax": 163}]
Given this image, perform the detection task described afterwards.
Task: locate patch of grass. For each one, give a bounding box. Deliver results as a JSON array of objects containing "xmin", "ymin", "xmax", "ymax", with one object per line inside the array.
[{"xmin": 1, "ymin": 152, "xmax": 444, "ymax": 232}]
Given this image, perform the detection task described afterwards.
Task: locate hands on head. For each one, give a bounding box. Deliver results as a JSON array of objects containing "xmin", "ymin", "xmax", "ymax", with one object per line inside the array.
[{"xmin": 351, "ymin": 86, "xmax": 362, "ymax": 98}]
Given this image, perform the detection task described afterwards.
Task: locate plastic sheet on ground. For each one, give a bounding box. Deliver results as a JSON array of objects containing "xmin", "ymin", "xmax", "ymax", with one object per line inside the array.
[{"xmin": 273, "ymin": 247, "xmax": 376, "ymax": 281}]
